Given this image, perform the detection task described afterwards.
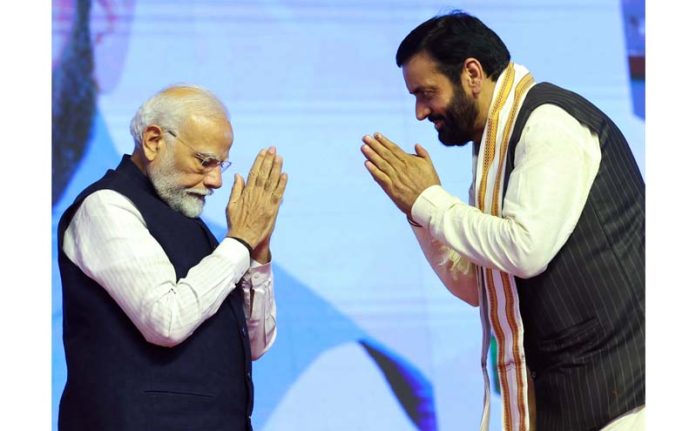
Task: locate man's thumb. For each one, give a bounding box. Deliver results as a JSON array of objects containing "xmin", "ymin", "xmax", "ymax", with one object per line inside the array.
[{"xmin": 415, "ymin": 143, "xmax": 430, "ymax": 160}]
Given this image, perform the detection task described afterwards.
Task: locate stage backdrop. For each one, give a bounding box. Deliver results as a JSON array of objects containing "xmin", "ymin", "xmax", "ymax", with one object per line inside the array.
[{"xmin": 52, "ymin": 0, "xmax": 645, "ymax": 429}]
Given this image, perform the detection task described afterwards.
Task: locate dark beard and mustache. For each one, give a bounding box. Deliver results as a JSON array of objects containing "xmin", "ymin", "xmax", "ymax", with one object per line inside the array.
[{"xmin": 428, "ymin": 84, "xmax": 478, "ymax": 147}]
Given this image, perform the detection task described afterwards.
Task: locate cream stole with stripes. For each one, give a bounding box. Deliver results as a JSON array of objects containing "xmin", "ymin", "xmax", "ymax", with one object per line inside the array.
[{"xmin": 474, "ymin": 62, "xmax": 535, "ymax": 431}]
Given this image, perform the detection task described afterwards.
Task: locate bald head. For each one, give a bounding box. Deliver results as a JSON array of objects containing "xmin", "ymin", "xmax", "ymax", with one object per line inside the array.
[{"xmin": 130, "ymin": 84, "xmax": 232, "ymax": 150}]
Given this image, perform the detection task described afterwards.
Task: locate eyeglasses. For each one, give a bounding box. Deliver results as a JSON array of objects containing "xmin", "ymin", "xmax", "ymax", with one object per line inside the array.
[{"xmin": 164, "ymin": 128, "xmax": 232, "ymax": 173}]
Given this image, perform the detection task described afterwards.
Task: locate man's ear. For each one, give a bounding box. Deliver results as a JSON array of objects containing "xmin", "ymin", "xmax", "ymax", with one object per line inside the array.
[
  {"xmin": 142, "ymin": 125, "xmax": 165, "ymax": 162},
  {"xmin": 460, "ymin": 58, "xmax": 485, "ymax": 96}
]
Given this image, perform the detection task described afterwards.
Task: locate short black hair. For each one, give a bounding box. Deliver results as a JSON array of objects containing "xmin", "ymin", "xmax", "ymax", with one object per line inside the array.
[{"xmin": 396, "ymin": 11, "xmax": 511, "ymax": 84}]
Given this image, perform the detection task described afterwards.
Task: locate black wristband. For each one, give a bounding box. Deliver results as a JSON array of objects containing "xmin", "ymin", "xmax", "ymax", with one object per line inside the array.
[
  {"xmin": 406, "ymin": 215, "xmax": 423, "ymax": 228},
  {"xmin": 230, "ymin": 236, "xmax": 254, "ymax": 256}
]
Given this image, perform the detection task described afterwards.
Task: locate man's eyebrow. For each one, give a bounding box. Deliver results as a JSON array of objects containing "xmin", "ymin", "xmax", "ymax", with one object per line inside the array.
[
  {"xmin": 410, "ymin": 85, "xmax": 434, "ymax": 95},
  {"xmin": 196, "ymin": 151, "xmax": 219, "ymax": 158}
]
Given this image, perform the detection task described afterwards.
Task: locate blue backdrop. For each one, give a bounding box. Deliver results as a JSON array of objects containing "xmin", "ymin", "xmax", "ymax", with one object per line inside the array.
[{"xmin": 52, "ymin": 1, "xmax": 644, "ymax": 429}]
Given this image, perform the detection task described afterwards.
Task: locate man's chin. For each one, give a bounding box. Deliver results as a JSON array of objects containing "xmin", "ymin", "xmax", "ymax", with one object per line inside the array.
[
  {"xmin": 167, "ymin": 196, "xmax": 205, "ymax": 218},
  {"xmin": 438, "ymin": 132, "xmax": 470, "ymax": 147},
  {"xmin": 179, "ymin": 205, "xmax": 204, "ymax": 219}
]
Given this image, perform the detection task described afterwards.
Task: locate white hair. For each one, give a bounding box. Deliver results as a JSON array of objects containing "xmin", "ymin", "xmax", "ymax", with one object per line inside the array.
[{"xmin": 129, "ymin": 84, "xmax": 229, "ymax": 149}]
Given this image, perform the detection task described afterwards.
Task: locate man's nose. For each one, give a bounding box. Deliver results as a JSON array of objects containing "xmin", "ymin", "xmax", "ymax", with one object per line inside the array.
[
  {"xmin": 203, "ymin": 166, "xmax": 223, "ymax": 189},
  {"xmin": 416, "ymin": 102, "xmax": 430, "ymax": 121}
]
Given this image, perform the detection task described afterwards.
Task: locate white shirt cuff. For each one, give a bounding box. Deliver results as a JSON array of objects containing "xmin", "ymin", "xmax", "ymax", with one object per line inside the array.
[
  {"xmin": 411, "ymin": 185, "xmax": 459, "ymax": 228},
  {"xmin": 248, "ymin": 260, "xmax": 272, "ymax": 284},
  {"xmin": 217, "ymin": 237, "xmax": 252, "ymax": 269}
]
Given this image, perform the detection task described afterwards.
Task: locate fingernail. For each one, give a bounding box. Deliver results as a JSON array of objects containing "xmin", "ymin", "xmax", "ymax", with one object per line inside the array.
[{"xmin": 269, "ymin": 146, "xmax": 276, "ymax": 154}]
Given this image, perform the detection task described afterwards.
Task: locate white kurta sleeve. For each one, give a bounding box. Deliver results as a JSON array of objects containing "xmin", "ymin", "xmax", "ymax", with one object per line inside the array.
[
  {"xmin": 239, "ymin": 260, "xmax": 277, "ymax": 360},
  {"xmin": 63, "ymin": 189, "xmax": 254, "ymax": 347},
  {"xmin": 410, "ymin": 104, "xmax": 601, "ymax": 279}
]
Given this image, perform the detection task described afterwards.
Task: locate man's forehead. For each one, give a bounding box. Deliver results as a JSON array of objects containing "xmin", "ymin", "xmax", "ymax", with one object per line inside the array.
[
  {"xmin": 403, "ymin": 53, "xmax": 447, "ymax": 92},
  {"xmin": 183, "ymin": 114, "xmax": 232, "ymax": 135},
  {"xmin": 177, "ymin": 115, "xmax": 233, "ymax": 154}
]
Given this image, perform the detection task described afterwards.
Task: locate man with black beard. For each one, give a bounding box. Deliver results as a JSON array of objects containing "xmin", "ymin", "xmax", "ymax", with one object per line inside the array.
[
  {"xmin": 361, "ymin": 11, "xmax": 644, "ymax": 431},
  {"xmin": 57, "ymin": 84, "xmax": 287, "ymax": 431},
  {"xmin": 424, "ymin": 77, "xmax": 479, "ymax": 147}
]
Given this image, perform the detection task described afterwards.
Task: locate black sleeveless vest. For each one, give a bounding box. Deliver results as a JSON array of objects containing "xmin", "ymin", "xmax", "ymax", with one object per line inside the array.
[
  {"xmin": 506, "ymin": 83, "xmax": 645, "ymax": 430},
  {"xmin": 58, "ymin": 156, "xmax": 254, "ymax": 431}
]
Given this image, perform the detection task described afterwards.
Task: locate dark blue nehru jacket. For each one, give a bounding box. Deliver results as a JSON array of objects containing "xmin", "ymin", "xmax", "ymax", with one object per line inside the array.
[{"xmin": 58, "ymin": 156, "xmax": 254, "ymax": 431}]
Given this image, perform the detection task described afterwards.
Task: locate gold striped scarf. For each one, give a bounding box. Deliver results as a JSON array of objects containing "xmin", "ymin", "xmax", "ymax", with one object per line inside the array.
[{"xmin": 474, "ymin": 62, "xmax": 535, "ymax": 431}]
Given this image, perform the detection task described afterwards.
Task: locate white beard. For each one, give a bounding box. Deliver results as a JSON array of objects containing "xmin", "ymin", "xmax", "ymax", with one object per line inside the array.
[{"xmin": 148, "ymin": 150, "xmax": 212, "ymax": 218}]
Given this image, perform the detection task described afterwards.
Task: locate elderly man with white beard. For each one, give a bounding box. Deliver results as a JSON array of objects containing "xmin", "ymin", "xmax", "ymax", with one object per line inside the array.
[{"xmin": 57, "ymin": 84, "xmax": 287, "ymax": 431}]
